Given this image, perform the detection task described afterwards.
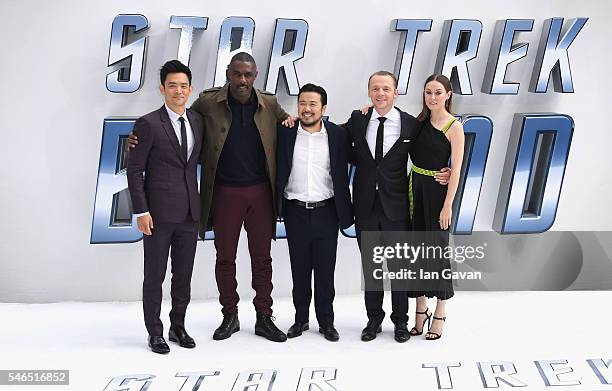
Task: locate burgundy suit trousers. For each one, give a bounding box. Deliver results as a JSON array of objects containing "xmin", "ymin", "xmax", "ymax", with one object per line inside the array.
[{"xmin": 212, "ymin": 182, "xmax": 274, "ymax": 315}]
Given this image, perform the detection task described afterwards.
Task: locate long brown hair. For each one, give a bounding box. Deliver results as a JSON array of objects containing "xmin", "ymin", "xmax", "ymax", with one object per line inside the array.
[{"xmin": 416, "ymin": 74, "xmax": 453, "ymax": 122}]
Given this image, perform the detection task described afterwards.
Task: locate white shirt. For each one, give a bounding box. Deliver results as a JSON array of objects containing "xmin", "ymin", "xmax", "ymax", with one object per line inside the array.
[
  {"xmin": 165, "ymin": 104, "xmax": 195, "ymax": 159},
  {"xmin": 134, "ymin": 105, "xmax": 195, "ymax": 218},
  {"xmin": 366, "ymin": 107, "xmax": 401, "ymax": 159},
  {"xmin": 284, "ymin": 122, "xmax": 334, "ymax": 202}
]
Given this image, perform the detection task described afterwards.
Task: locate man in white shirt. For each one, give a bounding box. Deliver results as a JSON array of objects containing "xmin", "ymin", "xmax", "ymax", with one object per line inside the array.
[
  {"xmin": 276, "ymin": 84, "xmax": 353, "ymax": 341},
  {"xmin": 344, "ymin": 71, "xmax": 450, "ymax": 343}
]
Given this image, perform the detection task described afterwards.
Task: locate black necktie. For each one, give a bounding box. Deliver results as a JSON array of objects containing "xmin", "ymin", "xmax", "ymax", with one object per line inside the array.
[
  {"xmin": 178, "ymin": 117, "xmax": 188, "ymax": 161},
  {"xmin": 375, "ymin": 117, "xmax": 386, "ymax": 164}
]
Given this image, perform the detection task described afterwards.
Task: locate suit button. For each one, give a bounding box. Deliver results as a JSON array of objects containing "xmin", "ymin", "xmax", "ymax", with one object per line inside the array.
[
  {"xmin": 220, "ymin": 128, "xmax": 226, "ymax": 133},
  {"xmin": 214, "ymin": 145, "xmax": 219, "ymax": 151}
]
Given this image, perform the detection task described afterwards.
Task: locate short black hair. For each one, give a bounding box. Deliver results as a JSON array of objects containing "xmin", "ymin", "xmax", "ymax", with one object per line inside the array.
[
  {"xmin": 298, "ymin": 83, "xmax": 327, "ymax": 106},
  {"xmin": 228, "ymin": 52, "xmax": 256, "ymax": 68},
  {"xmin": 160, "ymin": 60, "xmax": 192, "ymax": 85}
]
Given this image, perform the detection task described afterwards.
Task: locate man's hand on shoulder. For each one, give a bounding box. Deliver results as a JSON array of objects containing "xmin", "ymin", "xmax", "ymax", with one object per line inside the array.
[
  {"xmin": 359, "ymin": 104, "xmax": 373, "ymax": 115},
  {"xmin": 281, "ymin": 116, "xmax": 298, "ymax": 128}
]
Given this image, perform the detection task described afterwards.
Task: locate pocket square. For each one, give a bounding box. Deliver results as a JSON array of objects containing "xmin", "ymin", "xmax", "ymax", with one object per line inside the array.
[{"xmin": 403, "ymin": 139, "xmax": 411, "ymax": 143}]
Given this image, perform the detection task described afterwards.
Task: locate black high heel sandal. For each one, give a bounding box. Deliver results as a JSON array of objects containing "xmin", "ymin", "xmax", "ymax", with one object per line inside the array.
[
  {"xmin": 409, "ymin": 308, "xmax": 432, "ymax": 336},
  {"xmin": 426, "ymin": 316, "xmax": 446, "ymax": 340}
]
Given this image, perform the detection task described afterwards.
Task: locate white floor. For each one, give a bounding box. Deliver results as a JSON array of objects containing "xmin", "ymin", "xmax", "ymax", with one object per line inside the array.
[{"xmin": 1, "ymin": 291, "xmax": 611, "ymax": 390}]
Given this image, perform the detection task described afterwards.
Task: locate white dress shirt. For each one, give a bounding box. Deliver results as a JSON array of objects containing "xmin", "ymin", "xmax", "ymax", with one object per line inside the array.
[
  {"xmin": 366, "ymin": 106, "xmax": 401, "ymax": 159},
  {"xmin": 284, "ymin": 122, "xmax": 334, "ymax": 202},
  {"xmin": 134, "ymin": 105, "xmax": 195, "ymax": 218},
  {"xmin": 165, "ymin": 104, "xmax": 195, "ymax": 159}
]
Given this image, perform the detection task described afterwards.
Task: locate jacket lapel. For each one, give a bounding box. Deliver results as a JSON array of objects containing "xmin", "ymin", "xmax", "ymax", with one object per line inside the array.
[
  {"xmin": 250, "ymin": 89, "xmax": 274, "ymax": 162},
  {"xmin": 361, "ymin": 108, "xmax": 373, "ymax": 140},
  {"xmin": 159, "ymin": 106, "xmax": 186, "ymax": 164},
  {"xmin": 361, "ymin": 108, "xmax": 375, "ymax": 161},
  {"xmin": 287, "ymin": 124, "xmax": 298, "ymax": 170},
  {"xmin": 325, "ymin": 120, "xmax": 338, "ymax": 175}
]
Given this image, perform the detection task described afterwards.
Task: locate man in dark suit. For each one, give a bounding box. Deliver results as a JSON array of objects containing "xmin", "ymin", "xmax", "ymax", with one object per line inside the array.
[
  {"xmin": 127, "ymin": 60, "xmax": 203, "ymax": 354},
  {"xmin": 344, "ymin": 71, "xmax": 449, "ymax": 343},
  {"xmin": 276, "ymin": 84, "xmax": 353, "ymax": 342}
]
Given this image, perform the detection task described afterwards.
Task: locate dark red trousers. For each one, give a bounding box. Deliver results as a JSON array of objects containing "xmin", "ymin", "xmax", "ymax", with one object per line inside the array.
[{"xmin": 212, "ymin": 182, "xmax": 274, "ymax": 316}]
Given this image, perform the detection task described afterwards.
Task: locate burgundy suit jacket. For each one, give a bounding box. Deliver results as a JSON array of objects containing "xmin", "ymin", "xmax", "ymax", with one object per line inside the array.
[{"xmin": 127, "ymin": 106, "xmax": 204, "ymax": 223}]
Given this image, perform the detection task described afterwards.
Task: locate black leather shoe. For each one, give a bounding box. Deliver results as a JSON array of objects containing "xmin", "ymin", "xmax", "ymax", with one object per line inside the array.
[
  {"xmin": 287, "ymin": 322, "xmax": 309, "ymax": 338},
  {"xmin": 394, "ymin": 322, "xmax": 411, "ymax": 343},
  {"xmin": 213, "ymin": 313, "xmax": 240, "ymax": 340},
  {"xmin": 255, "ymin": 313, "xmax": 287, "ymax": 342},
  {"xmin": 148, "ymin": 335, "xmax": 170, "ymax": 354},
  {"xmin": 169, "ymin": 326, "xmax": 196, "ymax": 348},
  {"xmin": 360, "ymin": 321, "xmax": 382, "ymax": 341},
  {"xmin": 319, "ymin": 325, "xmax": 340, "ymax": 342}
]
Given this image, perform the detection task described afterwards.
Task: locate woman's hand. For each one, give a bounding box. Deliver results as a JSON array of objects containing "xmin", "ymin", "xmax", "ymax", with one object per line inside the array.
[{"xmin": 439, "ymin": 205, "xmax": 452, "ymax": 230}]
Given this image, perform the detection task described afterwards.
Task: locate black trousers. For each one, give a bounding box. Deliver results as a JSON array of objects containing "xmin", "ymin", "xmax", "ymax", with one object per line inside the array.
[
  {"xmin": 355, "ymin": 193, "xmax": 410, "ymax": 325},
  {"xmin": 283, "ymin": 199, "xmax": 339, "ymax": 328},
  {"xmin": 142, "ymin": 218, "xmax": 198, "ymax": 336}
]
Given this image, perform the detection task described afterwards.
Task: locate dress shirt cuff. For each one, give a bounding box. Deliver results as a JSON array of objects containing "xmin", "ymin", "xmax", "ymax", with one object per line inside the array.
[{"xmin": 133, "ymin": 211, "xmax": 150, "ymax": 218}]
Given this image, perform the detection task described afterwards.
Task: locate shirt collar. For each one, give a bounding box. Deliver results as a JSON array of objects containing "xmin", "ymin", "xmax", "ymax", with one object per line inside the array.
[
  {"xmin": 297, "ymin": 120, "xmax": 327, "ymax": 135},
  {"xmin": 371, "ymin": 106, "xmax": 400, "ymax": 123},
  {"xmin": 165, "ymin": 104, "xmax": 187, "ymax": 123},
  {"xmin": 228, "ymin": 88, "xmax": 257, "ymax": 106}
]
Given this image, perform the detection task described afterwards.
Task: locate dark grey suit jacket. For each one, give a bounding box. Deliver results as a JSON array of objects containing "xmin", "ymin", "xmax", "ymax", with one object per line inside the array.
[{"xmin": 127, "ymin": 106, "xmax": 204, "ymax": 223}]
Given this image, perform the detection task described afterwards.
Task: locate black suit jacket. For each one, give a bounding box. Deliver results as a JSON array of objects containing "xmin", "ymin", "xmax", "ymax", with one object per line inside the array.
[
  {"xmin": 127, "ymin": 106, "xmax": 204, "ymax": 223},
  {"xmin": 276, "ymin": 120, "xmax": 354, "ymax": 229},
  {"xmin": 345, "ymin": 107, "xmax": 420, "ymax": 222}
]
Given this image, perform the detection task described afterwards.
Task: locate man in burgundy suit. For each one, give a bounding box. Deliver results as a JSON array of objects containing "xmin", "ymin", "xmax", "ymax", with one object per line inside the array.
[{"xmin": 127, "ymin": 60, "xmax": 204, "ymax": 354}]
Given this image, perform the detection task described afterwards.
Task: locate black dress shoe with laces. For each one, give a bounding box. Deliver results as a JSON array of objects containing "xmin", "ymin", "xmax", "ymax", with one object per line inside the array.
[
  {"xmin": 287, "ymin": 322, "xmax": 309, "ymax": 338},
  {"xmin": 213, "ymin": 313, "xmax": 240, "ymax": 340},
  {"xmin": 360, "ymin": 321, "xmax": 382, "ymax": 341},
  {"xmin": 318, "ymin": 325, "xmax": 340, "ymax": 342},
  {"xmin": 393, "ymin": 322, "xmax": 411, "ymax": 343},
  {"xmin": 255, "ymin": 313, "xmax": 287, "ymax": 342},
  {"xmin": 148, "ymin": 335, "xmax": 170, "ymax": 354},
  {"xmin": 169, "ymin": 326, "xmax": 196, "ymax": 348}
]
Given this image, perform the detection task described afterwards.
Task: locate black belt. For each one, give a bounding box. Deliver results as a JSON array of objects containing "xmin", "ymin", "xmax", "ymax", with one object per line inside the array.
[{"xmin": 290, "ymin": 198, "xmax": 333, "ymax": 209}]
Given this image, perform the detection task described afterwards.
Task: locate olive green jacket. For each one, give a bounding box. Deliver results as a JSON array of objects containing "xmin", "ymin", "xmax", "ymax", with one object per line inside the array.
[{"xmin": 190, "ymin": 84, "xmax": 289, "ymax": 238}]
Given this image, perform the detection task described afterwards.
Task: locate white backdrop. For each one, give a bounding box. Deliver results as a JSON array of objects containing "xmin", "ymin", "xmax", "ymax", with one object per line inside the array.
[{"xmin": 0, "ymin": 0, "xmax": 609, "ymax": 302}]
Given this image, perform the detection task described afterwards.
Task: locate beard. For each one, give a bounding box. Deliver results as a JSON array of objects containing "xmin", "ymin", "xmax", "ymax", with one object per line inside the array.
[{"xmin": 299, "ymin": 115, "xmax": 320, "ymax": 127}]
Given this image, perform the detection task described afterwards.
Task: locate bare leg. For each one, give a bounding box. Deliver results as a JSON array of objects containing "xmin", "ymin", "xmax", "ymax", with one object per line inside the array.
[
  {"xmin": 410, "ymin": 296, "xmax": 432, "ymax": 335},
  {"xmin": 426, "ymin": 299, "xmax": 447, "ymax": 340}
]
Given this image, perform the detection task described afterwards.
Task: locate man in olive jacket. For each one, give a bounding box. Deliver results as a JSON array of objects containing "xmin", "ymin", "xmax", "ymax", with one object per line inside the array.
[{"xmin": 191, "ymin": 52, "xmax": 289, "ymax": 342}]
